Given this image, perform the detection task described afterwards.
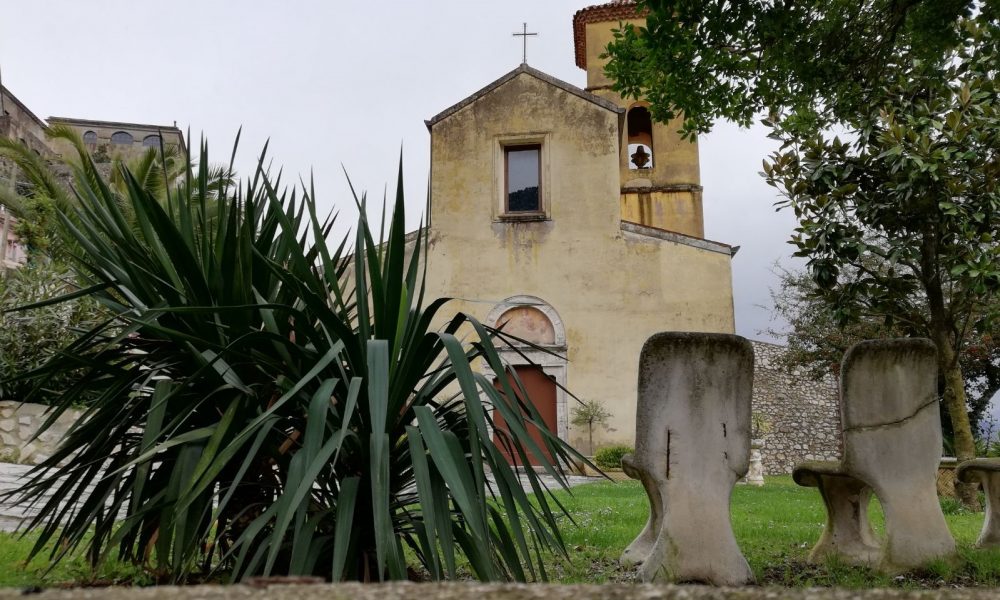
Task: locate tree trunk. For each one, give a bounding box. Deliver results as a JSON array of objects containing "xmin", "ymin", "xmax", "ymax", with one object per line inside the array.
[
  {"xmin": 933, "ymin": 331, "xmax": 981, "ymax": 510},
  {"xmin": 920, "ymin": 224, "xmax": 981, "ymax": 510}
]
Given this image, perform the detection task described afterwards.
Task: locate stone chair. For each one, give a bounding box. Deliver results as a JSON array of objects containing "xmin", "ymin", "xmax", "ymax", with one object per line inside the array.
[
  {"xmin": 793, "ymin": 339, "xmax": 956, "ymax": 571},
  {"xmin": 792, "ymin": 461, "xmax": 879, "ymax": 565},
  {"xmin": 955, "ymin": 458, "xmax": 1000, "ymax": 548},
  {"xmin": 620, "ymin": 332, "xmax": 755, "ymax": 586}
]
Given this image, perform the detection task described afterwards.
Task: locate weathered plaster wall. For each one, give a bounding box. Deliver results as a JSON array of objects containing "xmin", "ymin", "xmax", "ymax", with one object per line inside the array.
[
  {"xmin": 750, "ymin": 341, "xmax": 842, "ymax": 474},
  {"xmin": 426, "ymin": 71, "xmax": 736, "ymax": 452},
  {"xmin": 0, "ymin": 88, "xmax": 51, "ymax": 159},
  {"xmin": 1, "ymin": 87, "xmax": 52, "ymax": 195},
  {"xmin": 0, "ymin": 401, "xmax": 82, "ymax": 465}
]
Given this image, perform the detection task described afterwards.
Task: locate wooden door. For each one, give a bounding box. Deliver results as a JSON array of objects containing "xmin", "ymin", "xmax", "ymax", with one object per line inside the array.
[{"xmin": 492, "ymin": 365, "xmax": 558, "ymax": 466}]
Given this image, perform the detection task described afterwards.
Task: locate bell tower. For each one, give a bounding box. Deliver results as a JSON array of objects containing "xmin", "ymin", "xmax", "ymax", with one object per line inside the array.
[{"xmin": 573, "ymin": 1, "xmax": 704, "ymax": 238}]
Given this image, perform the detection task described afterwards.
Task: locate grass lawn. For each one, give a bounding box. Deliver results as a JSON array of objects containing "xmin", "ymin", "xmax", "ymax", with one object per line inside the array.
[
  {"xmin": 0, "ymin": 475, "xmax": 996, "ymax": 588},
  {"xmin": 0, "ymin": 531, "xmax": 150, "ymax": 589},
  {"xmin": 544, "ymin": 475, "xmax": 1000, "ymax": 587}
]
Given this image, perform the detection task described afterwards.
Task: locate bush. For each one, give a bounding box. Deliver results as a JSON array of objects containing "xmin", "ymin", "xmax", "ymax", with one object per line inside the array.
[
  {"xmin": 0, "ymin": 260, "xmax": 107, "ymax": 403},
  {"xmin": 8, "ymin": 138, "xmax": 585, "ymax": 583},
  {"xmin": 594, "ymin": 444, "xmax": 634, "ymax": 470}
]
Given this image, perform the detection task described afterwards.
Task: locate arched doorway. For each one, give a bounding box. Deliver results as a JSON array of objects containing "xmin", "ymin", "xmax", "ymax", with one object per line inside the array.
[{"xmin": 484, "ymin": 296, "xmax": 568, "ymax": 466}]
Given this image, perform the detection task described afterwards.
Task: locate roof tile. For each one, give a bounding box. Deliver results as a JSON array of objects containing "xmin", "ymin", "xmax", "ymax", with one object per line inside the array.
[{"xmin": 572, "ymin": 1, "xmax": 647, "ymax": 70}]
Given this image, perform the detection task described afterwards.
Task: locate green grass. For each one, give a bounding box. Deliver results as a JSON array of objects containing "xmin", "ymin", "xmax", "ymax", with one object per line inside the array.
[
  {"xmin": 0, "ymin": 530, "xmax": 150, "ymax": 588},
  {"xmin": 543, "ymin": 475, "xmax": 1000, "ymax": 587},
  {"xmin": 1, "ymin": 476, "xmax": 997, "ymax": 588}
]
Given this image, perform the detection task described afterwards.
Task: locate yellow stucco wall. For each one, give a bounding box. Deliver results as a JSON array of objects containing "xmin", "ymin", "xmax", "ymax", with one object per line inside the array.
[
  {"xmin": 620, "ymin": 189, "xmax": 704, "ymax": 238},
  {"xmin": 425, "ymin": 71, "xmax": 735, "ymax": 452}
]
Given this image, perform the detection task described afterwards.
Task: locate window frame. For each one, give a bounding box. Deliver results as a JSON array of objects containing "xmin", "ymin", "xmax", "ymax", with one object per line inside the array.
[
  {"xmin": 503, "ymin": 144, "xmax": 543, "ymax": 215},
  {"xmin": 110, "ymin": 131, "xmax": 134, "ymax": 145},
  {"xmin": 495, "ymin": 134, "xmax": 550, "ymax": 222}
]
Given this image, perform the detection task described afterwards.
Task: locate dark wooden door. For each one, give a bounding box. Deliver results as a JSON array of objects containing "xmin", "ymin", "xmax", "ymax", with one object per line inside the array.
[{"xmin": 492, "ymin": 365, "xmax": 558, "ymax": 466}]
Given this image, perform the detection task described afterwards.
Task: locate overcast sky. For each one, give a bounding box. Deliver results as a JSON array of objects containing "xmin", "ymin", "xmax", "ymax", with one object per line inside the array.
[{"xmin": 1, "ymin": 0, "xmax": 801, "ymax": 342}]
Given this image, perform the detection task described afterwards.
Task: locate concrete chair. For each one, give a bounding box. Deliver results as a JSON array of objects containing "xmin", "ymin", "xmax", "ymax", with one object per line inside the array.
[
  {"xmin": 792, "ymin": 461, "xmax": 879, "ymax": 565},
  {"xmin": 620, "ymin": 332, "xmax": 755, "ymax": 586},
  {"xmin": 793, "ymin": 339, "xmax": 956, "ymax": 571},
  {"xmin": 956, "ymin": 458, "xmax": 1000, "ymax": 548}
]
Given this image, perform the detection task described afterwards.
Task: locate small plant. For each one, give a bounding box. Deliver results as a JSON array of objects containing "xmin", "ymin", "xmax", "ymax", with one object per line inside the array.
[
  {"xmin": 571, "ymin": 399, "xmax": 612, "ymax": 455},
  {"xmin": 752, "ymin": 411, "xmax": 773, "ymax": 440},
  {"xmin": 594, "ymin": 444, "xmax": 633, "ymax": 470}
]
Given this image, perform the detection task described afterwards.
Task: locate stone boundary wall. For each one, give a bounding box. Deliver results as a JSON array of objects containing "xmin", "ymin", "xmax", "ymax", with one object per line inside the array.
[
  {"xmin": 0, "ymin": 401, "xmax": 82, "ymax": 465},
  {"xmin": 0, "ymin": 582, "xmax": 996, "ymax": 600},
  {"xmin": 751, "ymin": 341, "xmax": 841, "ymax": 474}
]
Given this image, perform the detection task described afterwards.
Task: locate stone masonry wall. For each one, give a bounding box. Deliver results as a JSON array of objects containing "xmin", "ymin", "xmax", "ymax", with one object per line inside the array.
[
  {"xmin": 751, "ymin": 341, "xmax": 841, "ymax": 474},
  {"xmin": 0, "ymin": 401, "xmax": 82, "ymax": 465}
]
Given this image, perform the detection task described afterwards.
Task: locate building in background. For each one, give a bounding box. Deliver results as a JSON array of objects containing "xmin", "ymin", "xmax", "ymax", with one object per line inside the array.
[
  {"xmin": 420, "ymin": 1, "xmax": 737, "ymax": 460},
  {"xmin": 0, "ymin": 84, "xmax": 185, "ymax": 269}
]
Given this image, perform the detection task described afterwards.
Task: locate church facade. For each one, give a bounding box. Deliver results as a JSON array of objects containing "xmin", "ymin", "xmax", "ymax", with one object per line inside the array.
[{"xmin": 420, "ymin": 2, "xmax": 737, "ymax": 454}]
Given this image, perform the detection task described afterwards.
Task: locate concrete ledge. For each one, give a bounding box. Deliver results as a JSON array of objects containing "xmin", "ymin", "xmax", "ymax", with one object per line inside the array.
[{"xmin": 2, "ymin": 583, "xmax": 998, "ymax": 600}]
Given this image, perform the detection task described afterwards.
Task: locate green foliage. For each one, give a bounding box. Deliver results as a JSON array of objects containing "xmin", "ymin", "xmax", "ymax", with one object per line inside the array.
[
  {"xmin": 593, "ymin": 445, "xmax": 633, "ymax": 471},
  {"xmin": 0, "ymin": 125, "xmax": 230, "ymax": 263},
  {"xmin": 570, "ymin": 399, "xmax": 612, "ymax": 430},
  {"xmin": 766, "ymin": 266, "xmax": 1000, "ymax": 434},
  {"xmin": 750, "ymin": 412, "xmax": 772, "ymax": 439},
  {"xmin": 763, "ymin": 18, "xmax": 1000, "ymax": 476},
  {"xmin": 0, "ymin": 260, "xmax": 107, "ymax": 403},
  {"xmin": 570, "ymin": 399, "xmax": 612, "ymax": 454},
  {"xmin": 603, "ymin": 0, "xmax": 977, "ymax": 136},
  {"xmin": 4, "ymin": 478, "xmax": 999, "ymax": 588},
  {"xmin": 6, "ymin": 139, "xmax": 584, "ymax": 583},
  {"xmin": 12, "ymin": 196, "xmax": 58, "ymax": 257}
]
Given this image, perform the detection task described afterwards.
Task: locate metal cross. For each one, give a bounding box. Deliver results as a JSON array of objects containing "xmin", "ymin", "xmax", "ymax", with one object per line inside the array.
[{"xmin": 512, "ymin": 22, "xmax": 538, "ymax": 64}]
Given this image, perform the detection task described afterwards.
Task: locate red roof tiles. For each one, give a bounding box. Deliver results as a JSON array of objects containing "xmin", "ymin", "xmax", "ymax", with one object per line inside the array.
[{"xmin": 572, "ymin": 1, "xmax": 647, "ymax": 70}]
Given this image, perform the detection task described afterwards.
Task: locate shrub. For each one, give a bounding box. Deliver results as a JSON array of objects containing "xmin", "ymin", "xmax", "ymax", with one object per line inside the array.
[
  {"xmin": 0, "ymin": 260, "xmax": 107, "ymax": 403},
  {"xmin": 594, "ymin": 444, "xmax": 634, "ymax": 470},
  {"xmin": 8, "ymin": 138, "xmax": 585, "ymax": 583}
]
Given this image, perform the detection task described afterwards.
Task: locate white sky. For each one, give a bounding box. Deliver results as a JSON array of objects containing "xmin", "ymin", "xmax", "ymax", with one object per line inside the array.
[{"xmin": 1, "ymin": 0, "xmax": 801, "ymax": 342}]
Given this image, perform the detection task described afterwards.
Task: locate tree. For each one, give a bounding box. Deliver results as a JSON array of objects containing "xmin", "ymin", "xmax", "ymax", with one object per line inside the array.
[
  {"xmin": 762, "ymin": 18, "xmax": 1000, "ymax": 507},
  {"xmin": 766, "ymin": 266, "xmax": 1000, "ymax": 437},
  {"xmin": 603, "ymin": 0, "xmax": 977, "ymax": 137},
  {"xmin": 570, "ymin": 399, "xmax": 613, "ymax": 455}
]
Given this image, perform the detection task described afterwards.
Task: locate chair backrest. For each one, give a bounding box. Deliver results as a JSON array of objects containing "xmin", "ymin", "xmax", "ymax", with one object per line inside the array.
[
  {"xmin": 634, "ymin": 332, "xmax": 753, "ymax": 483},
  {"xmin": 839, "ymin": 338, "xmax": 941, "ymax": 486}
]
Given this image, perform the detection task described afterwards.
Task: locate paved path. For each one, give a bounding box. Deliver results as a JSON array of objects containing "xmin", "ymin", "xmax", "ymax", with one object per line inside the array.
[{"xmin": 1, "ymin": 582, "xmax": 999, "ymax": 600}]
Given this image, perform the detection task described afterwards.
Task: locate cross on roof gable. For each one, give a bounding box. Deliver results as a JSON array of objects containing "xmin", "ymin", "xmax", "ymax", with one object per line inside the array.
[{"xmin": 425, "ymin": 63, "xmax": 623, "ymax": 131}]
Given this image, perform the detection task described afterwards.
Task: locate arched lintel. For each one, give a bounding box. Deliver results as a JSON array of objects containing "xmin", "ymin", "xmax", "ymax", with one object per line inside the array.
[
  {"xmin": 485, "ymin": 294, "xmax": 566, "ymax": 348},
  {"xmin": 483, "ymin": 295, "xmax": 569, "ymax": 443}
]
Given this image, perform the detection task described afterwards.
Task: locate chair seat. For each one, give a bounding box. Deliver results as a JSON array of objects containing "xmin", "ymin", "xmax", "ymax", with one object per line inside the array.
[
  {"xmin": 792, "ymin": 460, "xmax": 849, "ymax": 487},
  {"xmin": 956, "ymin": 458, "xmax": 1000, "ymax": 483}
]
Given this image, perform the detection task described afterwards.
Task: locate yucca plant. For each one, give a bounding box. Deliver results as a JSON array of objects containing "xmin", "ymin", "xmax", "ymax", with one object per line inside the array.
[{"xmin": 6, "ymin": 137, "xmax": 584, "ymax": 583}]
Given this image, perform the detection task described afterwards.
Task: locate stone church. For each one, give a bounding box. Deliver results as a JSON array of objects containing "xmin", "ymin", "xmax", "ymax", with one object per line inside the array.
[
  {"xmin": 0, "ymin": 1, "xmax": 841, "ymax": 472},
  {"xmin": 419, "ymin": 2, "xmax": 741, "ymax": 457}
]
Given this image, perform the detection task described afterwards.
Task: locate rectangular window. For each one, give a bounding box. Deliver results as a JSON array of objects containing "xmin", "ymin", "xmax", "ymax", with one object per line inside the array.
[{"xmin": 505, "ymin": 145, "xmax": 541, "ymax": 213}]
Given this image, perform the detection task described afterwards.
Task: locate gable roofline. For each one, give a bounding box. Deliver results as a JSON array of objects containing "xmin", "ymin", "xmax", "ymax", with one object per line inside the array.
[
  {"xmin": 0, "ymin": 85, "xmax": 48, "ymax": 130},
  {"xmin": 47, "ymin": 116, "xmax": 183, "ymax": 134},
  {"xmin": 425, "ymin": 63, "xmax": 623, "ymax": 131}
]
